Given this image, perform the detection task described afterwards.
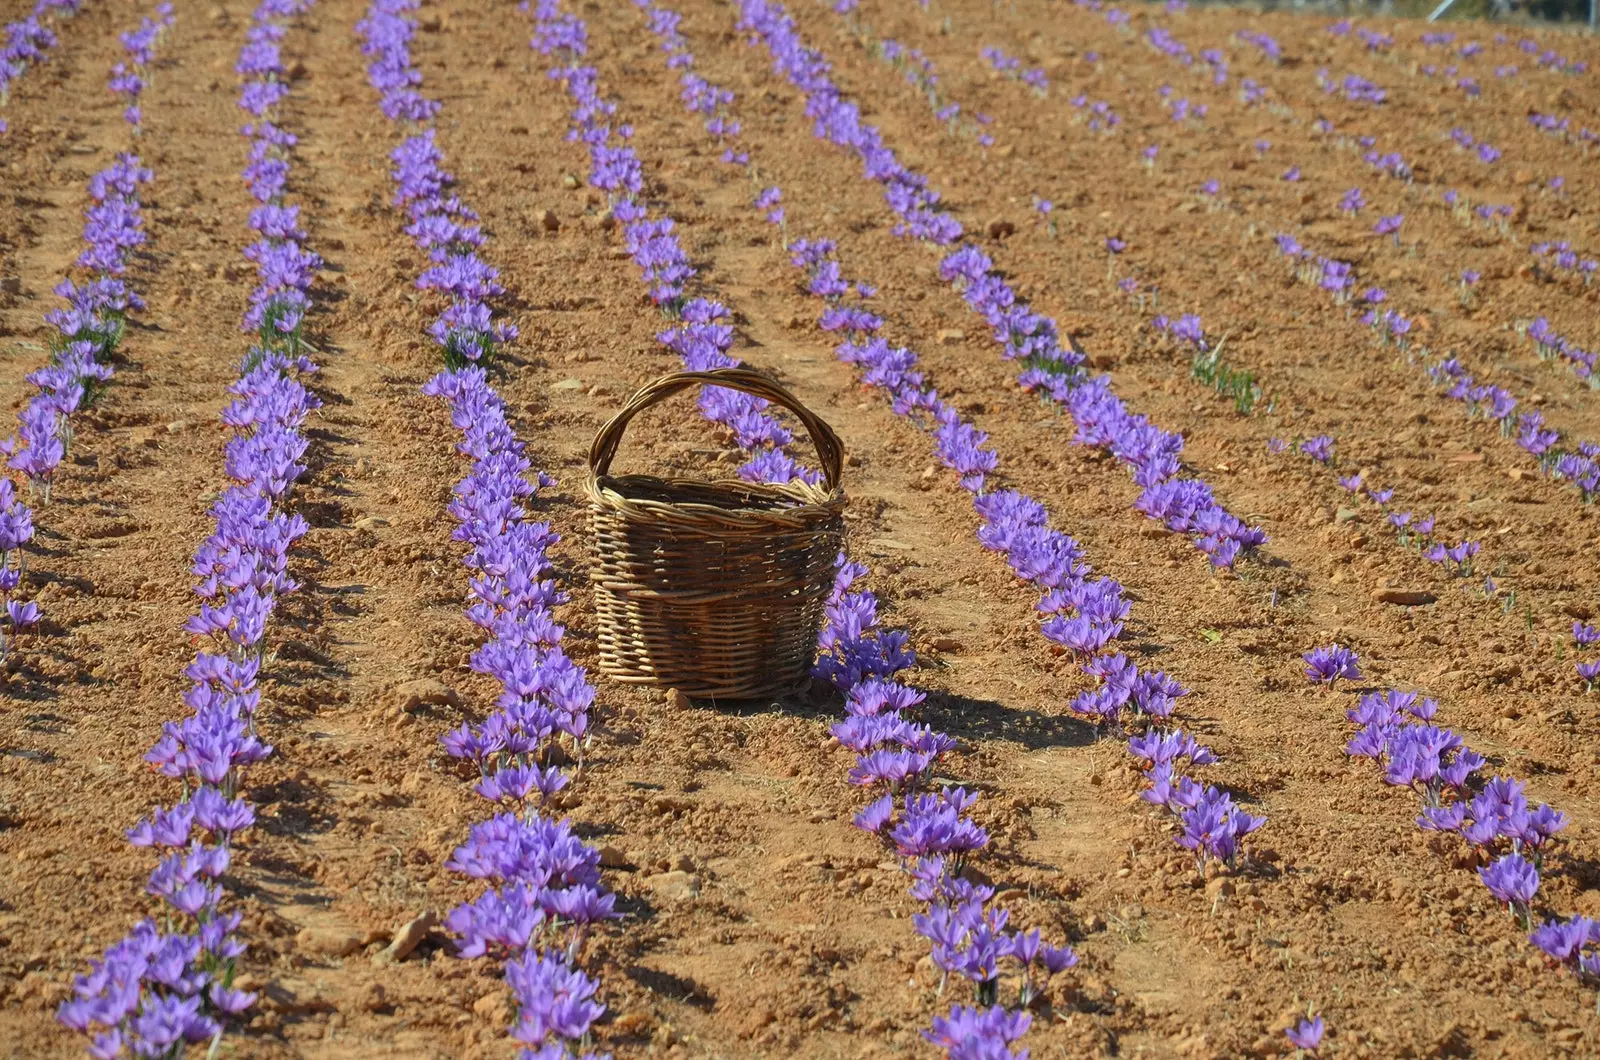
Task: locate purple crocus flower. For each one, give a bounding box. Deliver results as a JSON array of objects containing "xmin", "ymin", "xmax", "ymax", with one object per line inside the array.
[
  {"xmin": 1286, "ymin": 1016, "xmax": 1325, "ymax": 1052},
  {"xmin": 1305, "ymin": 645, "xmax": 1360, "ymax": 687},
  {"xmin": 1300, "ymin": 435, "xmax": 1334, "ymax": 463}
]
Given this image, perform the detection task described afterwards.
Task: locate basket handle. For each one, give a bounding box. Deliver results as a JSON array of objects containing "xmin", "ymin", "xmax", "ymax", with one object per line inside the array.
[{"xmin": 589, "ymin": 368, "xmax": 845, "ymax": 491}]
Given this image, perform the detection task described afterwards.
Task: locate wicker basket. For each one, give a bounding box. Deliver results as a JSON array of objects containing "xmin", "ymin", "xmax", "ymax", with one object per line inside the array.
[{"xmin": 585, "ymin": 368, "xmax": 846, "ymax": 699}]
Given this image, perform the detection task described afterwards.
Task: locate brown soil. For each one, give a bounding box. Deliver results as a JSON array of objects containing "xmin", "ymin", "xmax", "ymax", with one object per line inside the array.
[{"xmin": 2, "ymin": 0, "xmax": 1599, "ymax": 1057}]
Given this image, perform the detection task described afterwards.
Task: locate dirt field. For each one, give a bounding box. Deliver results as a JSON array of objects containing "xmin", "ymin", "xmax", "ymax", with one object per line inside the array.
[{"xmin": 3, "ymin": 0, "xmax": 1600, "ymax": 1056}]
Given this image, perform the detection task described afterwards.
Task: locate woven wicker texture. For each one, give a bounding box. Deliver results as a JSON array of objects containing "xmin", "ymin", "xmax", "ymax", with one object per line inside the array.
[{"xmin": 586, "ymin": 368, "xmax": 846, "ymax": 699}]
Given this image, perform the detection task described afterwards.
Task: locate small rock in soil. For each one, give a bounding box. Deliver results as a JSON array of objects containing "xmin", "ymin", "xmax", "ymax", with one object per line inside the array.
[
  {"xmin": 1373, "ymin": 588, "xmax": 1437, "ymax": 606},
  {"xmin": 372, "ymin": 910, "xmax": 435, "ymax": 965},
  {"xmin": 643, "ymin": 871, "xmax": 700, "ymax": 902},
  {"xmin": 296, "ymin": 927, "xmax": 363, "ymax": 958},
  {"xmin": 389, "ymin": 677, "xmax": 458, "ymax": 714}
]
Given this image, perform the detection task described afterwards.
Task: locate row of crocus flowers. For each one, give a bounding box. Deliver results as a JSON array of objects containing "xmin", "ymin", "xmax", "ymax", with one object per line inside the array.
[
  {"xmin": 356, "ymin": 0, "xmax": 612, "ymax": 1054},
  {"xmin": 57, "ymin": 2, "xmax": 320, "ymax": 1055},
  {"xmin": 2, "ymin": 4, "xmax": 173, "ymax": 660}
]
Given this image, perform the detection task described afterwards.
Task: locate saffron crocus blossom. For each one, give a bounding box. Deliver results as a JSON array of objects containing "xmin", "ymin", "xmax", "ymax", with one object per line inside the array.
[
  {"xmin": 1531, "ymin": 915, "xmax": 1600, "ymax": 981},
  {"xmin": 1305, "ymin": 645, "xmax": 1359, "ymax": 687},
  {"xmin": 1300, "ymin": 435, "xmax": 1334, "ymax": 463},
  {"xmin": 1373, "ymin": 214, "xmax": 1403, "ymax": 239},
  {"xmin": 1481, "ymin": 854, "xmax": 1540, "ymax": 921},
  {"xmin": 1286, "ymin": 1015, "xmax": 1325, "ymax": 1052}
]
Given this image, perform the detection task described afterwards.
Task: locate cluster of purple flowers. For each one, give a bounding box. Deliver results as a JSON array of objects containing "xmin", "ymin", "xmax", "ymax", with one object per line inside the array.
[
  {"xmin": 1506, "ymin": 33, "xmax": 1585, "ymax": 74},
  {"xmin": 778, "ymin": 229, "xmax": 1262, "ymax": 865},
  {"xmin": 1362, "ymin": 146, "xmax": 1412, "ymax": 182},
  {"xmin": 1319, "ymin": 461, "xmax": 1482, "ymax": 576},
  {"xmin": 424, "ymin": 366, "xmax": 613, "ymax": 1056},
  {"xmin": 1353, "ymin": 25, "xmax": 1393, "ymax": 52},
  {"xmin": 1144, "ymin": 26, "xmax": 1191, "ymax": 65},
  {"xmin": 845, "ymin": 28, "xmax": 995, "ymax": 149},
  {"xmin": 0, "ymin": 0, "xmax": 81, "ymax": 135},
  {"xmin": 1443, "ymin": 190, "xmax": 1515, "ymax": 234},
  {"xmin": 57, "ymin": 2, "xmax": 318, "ymax": 1053},
  {"xmin": 0, "ymin": 473, "xmax": 37, "ymax": 657},
  {"xmin": 1525, "ymin": 111, "xmax": 1600, "ymax": 153},
  {"xmin": 877, "ymin": 39, "xmax": 938, "ymax": 100},
  {"xmin": 1151, "ymin": 312, "xmax": 1206, "ymax": 353},
  {"xmin": 874, "ymin": 39, "xmax": 969, "ymax": 142},
  {"xmin": 980, "ymin": 45, "xmax": 1047, "ymax": 94},
  {"xmin": 1447, "ymin": 127, "xmax": 1502, "ymax": 164},
  {"xmin": 1198, "ymin": 47, "xmax": 1227, "ymax": 86},
  {"xmin": 238, "ymin": 9, "xmax": 321, "ymax": 352},
  {"xmin": 653, "ymin": 5, "xmax": 744, "ymax": 162},
  {"xmin": 1317, "ymin": 69, "xmax": 1386, "ymax": 105},
  {"xmin": 1333, "ymin": 662, "xmax": 1572, "ymax": 937},
  {"xmin": 1303, "ymin": 644, "xmax": 1359, "ymax": 687},
  {"xmin": 1418, "ymin": 60, "xmax": 1482, "ymax": 97},
  {"xmin": 738, "ymin": 0, "xmax": 1265, "ymax": 570},
  {"xmin": 11, "ymin": 157, "xmax": 151, "ymax": 505},
  {"xmin": 1068, "ymin": 92, "xmax": 1121, "ymax": 134},
  {"xmin": 1162, "ymin": 91, "xmax": 1207, "ymax": 125},
  {"xmin": 356, "ymin": 3, "xmax": 611, "ymax": 1055},
  {"xmin": 357, "ymin": 0, "xmax": 516, "ymax": 368},
  {"xmin": 1430, "ymin": 357, "xmax": 1600, "ymax": 503},
  {"xmin": 1574, "ymin": 622, "xmax": 1600, "ymax": 692},
  {"xmin": 1523, "ymin": 317, "xmax": 1597, "ymax": 383},
  {"xmin": 1271, "ymin": 228, "xmax": 1600, "ymax": 505},
  {"xmin": 1274, "ymin": 235, "xmax": 1355, "ymax": 307},
  {"xmin": 819, "ymin": 561, "xmax": 1079, "ymax": 1025},
  {"xmin": 541, "ymin": 0, "xmax": 809, "ymax": 487},
  {"xmin": 4, "ymin": 7, "xmax": 176, "ymax": 659},
  {"xmin": 1531, "ymin": 242, "xmax": 1598, "ymax": 286},
  {"xmin": 110, "ymin": 5, "xmax": 174, "ymax": 130},
  {"xmin": 628, "ymin": 3, "xmax": 1249, "ymax": 1046},
  {"xmin": 1234, "ymin": 29, "xmax": 1281, "ymax": 62},
  {"xmin": 1527, "ymin": 110, "xmax": 1569, "ymax": 137}
]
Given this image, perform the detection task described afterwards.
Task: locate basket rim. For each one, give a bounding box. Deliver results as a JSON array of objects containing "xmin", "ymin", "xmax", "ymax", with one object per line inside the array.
[{"xmin": 586, "ymin": 472, "xmax": 845, "ymax": 531}]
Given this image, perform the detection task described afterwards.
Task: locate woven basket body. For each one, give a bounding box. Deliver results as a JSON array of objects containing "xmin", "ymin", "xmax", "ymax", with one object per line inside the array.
[{"xmin": 586, "ymin": 369, "xmax": 846, "ymax": 699}]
